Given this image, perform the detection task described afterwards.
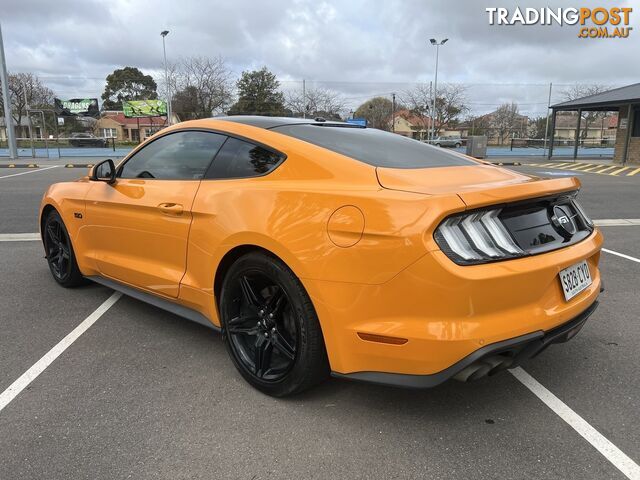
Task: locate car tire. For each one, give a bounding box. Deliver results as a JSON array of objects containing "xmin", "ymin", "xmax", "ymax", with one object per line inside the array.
[
  {"xmin": 43, "ymin": 210, "xmax": 86, "ymax": 287},
  {"xmin": 219, "ymin": 251, "xmax": 329, "ymax": 396},
  {"xmin": 435, "ymin": 143, "xmax": 441, "ymax": 147},
  {"xmin": 455, "ymin": 143, "xmax": 461, "ymax": 148}
]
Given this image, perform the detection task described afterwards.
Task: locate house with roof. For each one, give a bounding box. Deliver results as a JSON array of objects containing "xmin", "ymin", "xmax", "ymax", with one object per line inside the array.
[
  {"xmin": 0, "ymin": 117, "xmax": 44, "ymax": 141},
  {"xmin": 94, "ymin": 111, "xmax": 180, "ymax": 143},
  {"xmin": 458, "ymin": 109, "xmax": 529, "ymax": 145},
  {"xmin": 551, "ymin": 112, "xmax": 618, "ymax": 142},
  {"xmin": 391, "ymin": 110, "xmax": 436, "ymax": 140}
]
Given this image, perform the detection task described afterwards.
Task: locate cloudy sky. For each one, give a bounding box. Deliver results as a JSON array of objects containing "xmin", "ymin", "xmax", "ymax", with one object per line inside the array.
[{"xmin": 2, "ymin": 0, "xmax": 637, "ymax": 117}]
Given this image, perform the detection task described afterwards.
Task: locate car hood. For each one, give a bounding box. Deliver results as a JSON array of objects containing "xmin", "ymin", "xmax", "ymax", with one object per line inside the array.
[{"xmin": 376, "ymin": 164, "xmax": 581, "ymax": 208}]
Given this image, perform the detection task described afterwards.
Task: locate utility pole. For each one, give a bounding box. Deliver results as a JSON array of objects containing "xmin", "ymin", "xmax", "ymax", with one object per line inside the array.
[
  {"xmin": 391, "ymin": 92, "xmax": 396, "ymax": 133},
  {"xmin": 428, "ymin": 81, "xmax": 433, "ymax": 141},
  {"xmin": 543, "ymin": 82, "xmax": 553, "ymax": 156},
  {"xmin": 160, "ymin": 30, "xmax": 172, "ymax": 125},
  {"xmin": 302, "ymin": 79, "xmax": 306, "ymax": 119},
  {"xmin": 429, "ymin": 38, "xmax": 448, "ymax": 142},
  {"xmin": 0, "ymin": 22, "xmax": 18, "ymax": 159},
  {"xmin": 23, "ymin": 82, "xmax": 35, "ymax": 157}
]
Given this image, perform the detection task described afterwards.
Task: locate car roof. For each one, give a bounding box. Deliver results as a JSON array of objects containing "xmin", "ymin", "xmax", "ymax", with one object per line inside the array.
[{"xmin": 215, "ymin": 115, "xmax": 359, "ymax": 130}]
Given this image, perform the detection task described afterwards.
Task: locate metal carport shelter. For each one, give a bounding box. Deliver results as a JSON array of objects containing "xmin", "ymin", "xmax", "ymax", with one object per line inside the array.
[{"xmin": 549, "ymin": 82, "xmax": 640, "ymax": 164}]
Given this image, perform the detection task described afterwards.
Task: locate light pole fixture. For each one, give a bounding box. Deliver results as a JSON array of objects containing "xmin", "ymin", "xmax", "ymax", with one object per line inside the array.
[
  {"xmin": 160, "ymin": 30, "xmax": 172, "ymax": 125},
  {"xmin": 429, "ymin": 38, "xmax": 448, "ymax": 142}
]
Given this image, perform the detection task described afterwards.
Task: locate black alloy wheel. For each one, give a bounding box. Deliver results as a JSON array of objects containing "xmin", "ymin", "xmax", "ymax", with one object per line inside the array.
[
  {"xmin": 220, "ymin": 252, "xmax": 329, "ymax": 396},
  {"xmin": 43, "ymin": 210, "xmax": 85, "ymax": 287}
]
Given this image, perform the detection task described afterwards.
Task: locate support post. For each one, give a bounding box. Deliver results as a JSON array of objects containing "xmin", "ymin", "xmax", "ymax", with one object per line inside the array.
[
  {"xmin": 391, "ymin": 92, "xmax": 396, "ymax": 133},
  {"xmin": 543, "ymin": 82, "xmax": 552, "ymax": 156},
  {"xmin": 23, "ymin": 83, "xmax": 35, "ymax": 158},
  {"xmin": 0, "ymin": 22, "xmax": 17, "ymax": 159},
  {"xmin": 621, "ymin": 103, "xmax": 634, "ymax": 166},
  {"xmin": 302, "ymin": 79, "xmax": 306, "ymax": 119},
  {"xmin": 548, "ymin": 109, "xmax": 557, "ymax": 159},
  {"xmin": 573, "ymin": 108, "xmax": 582, "ymax": 161}
]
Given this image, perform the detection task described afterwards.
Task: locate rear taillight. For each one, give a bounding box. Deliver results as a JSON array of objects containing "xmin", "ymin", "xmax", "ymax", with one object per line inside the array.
[
  {"xmin": 434, "ymin": 196, "xmax": 595, "ymax": 266},
  {"xmin": 572, "ymin": 199, "xmax": 594, "ymax": 228},
  {"xmin": 435, "ymin": 209, "xmax": 523, "ymax": 264}
]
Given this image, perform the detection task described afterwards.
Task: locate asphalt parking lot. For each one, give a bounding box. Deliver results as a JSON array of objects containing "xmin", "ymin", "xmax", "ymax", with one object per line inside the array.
[{"xmin": 0, "ymin": 160, "xmax": 639, "ymax": 479}]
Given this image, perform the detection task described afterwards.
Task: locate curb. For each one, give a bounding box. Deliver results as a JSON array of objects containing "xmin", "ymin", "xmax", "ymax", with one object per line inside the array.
[
  {"xmin": 0, "ymin": 164, "xmax": 40, "ymax": 168},
  {"xmin": 0, "ymin": 164, "xmax": 94, "ymax": 169}
]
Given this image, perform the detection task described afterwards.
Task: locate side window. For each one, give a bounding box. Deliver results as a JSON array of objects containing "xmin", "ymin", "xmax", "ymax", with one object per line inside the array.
[
  {"xmin": 119, "ymin": 131, "xmax": 226, "ymax": 180},
  {"xmin": 205, "ymin": 137, "xmax": 283, "ymax": 179}
]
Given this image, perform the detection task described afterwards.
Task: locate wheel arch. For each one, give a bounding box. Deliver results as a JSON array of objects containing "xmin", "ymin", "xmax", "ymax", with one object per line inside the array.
[
  {"xmin": 40, "ymin": 203, "xmax": 58, "ymax": 243},
  {"xmin": 213, "ymin": 244, "xmax": 306, "ymax": 308},
  {"xmin": 211, "ymin": 242, "xmax": 330, "ymax": 340}
]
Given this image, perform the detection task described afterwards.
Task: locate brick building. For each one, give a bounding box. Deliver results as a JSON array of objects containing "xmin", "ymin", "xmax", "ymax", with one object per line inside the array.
[
  {"xmin": 549, "ymin": 83, "xmax": 640, "ymax": 164},
  {"xmin": 94, "ymin": 111, "xmax": 180, "ymax": 143}
]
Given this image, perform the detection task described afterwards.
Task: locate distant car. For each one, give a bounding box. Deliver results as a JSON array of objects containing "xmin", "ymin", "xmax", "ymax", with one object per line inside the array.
[
  {"xmin": 69, "ymin": 132, "xmax": 107, "ymax": 148},
  {"xmin": 429, "ymin": 136, "xmax": 463, "ymax": 148}
]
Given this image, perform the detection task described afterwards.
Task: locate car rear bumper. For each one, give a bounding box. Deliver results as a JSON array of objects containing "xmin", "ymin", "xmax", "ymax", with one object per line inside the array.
[
  {"xmin": 332, "ymin": 299, "xmax": 599, "ymax": 388},
  {"xmin": 306, "ymin": 228, "xmax": 603, "ymax": 378}
]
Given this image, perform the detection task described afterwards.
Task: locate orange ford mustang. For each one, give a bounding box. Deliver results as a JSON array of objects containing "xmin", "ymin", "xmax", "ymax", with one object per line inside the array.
[{"xmin": 40, "ymin": 116, "xmax": 603, "ymax": 396}]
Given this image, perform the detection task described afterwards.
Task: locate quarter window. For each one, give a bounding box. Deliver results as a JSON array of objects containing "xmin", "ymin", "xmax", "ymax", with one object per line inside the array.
[
  {"xmin": 272, "ymin": 124, "xmax": 474, "ymax": 169},
  {"xmin": 206, "ymin": 137, "xmax": 283, "ymax": 179},
  {"xmin": 119, "ymin": 131, "xmax": 226, "ymax": 180}
]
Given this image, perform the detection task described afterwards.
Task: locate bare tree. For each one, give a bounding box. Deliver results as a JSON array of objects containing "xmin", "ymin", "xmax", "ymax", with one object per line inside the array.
[
  {"xmin": 0, "ymin": 73, "xmax": 54, "ymax": 134},
  {"xmin": 401, "ymin": 83, "xmax": 468, "ymax": 135},
  {"xmin": 160, "ymin": 56, "xmax": 234, "ymax": 120},
  {"xmin": 492, "ymin": 102, "xmax": 523, "ymax": 145},
  {"xmin": 562, "ymin": 84, "xmax": 608, "ymax": 140},
  {"xmin": 285, "ymin": 87, "xmax": 346, "ymax": 120}
]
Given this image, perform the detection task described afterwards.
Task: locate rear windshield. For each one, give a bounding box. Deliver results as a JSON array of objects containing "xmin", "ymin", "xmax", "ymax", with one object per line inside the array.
[{"xmin": 271, "ymin": 124, "xmax": 475, "ymax": 169}]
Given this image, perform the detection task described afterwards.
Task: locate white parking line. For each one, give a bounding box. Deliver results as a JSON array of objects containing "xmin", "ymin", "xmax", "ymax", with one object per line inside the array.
[
  {"xmin": 0, "ymin": 165, "xmax": 59, "ymax": 179},
  {"xmin": 595, "ymin": 219, "xmax": 640, "ymax": 227},
  {"xmin": 0, "ymin": 292, "xmax": 121, "ymax": 414},
  {"xmin": 0, "ymin": 233, "xmax": 40, "ymax": 242},
  {"xmin": 602, "ymin": 248, "xmax": 640, "ymax": 264},
  {"xmin": 510, "ymin": 368, "xmax": 640, "ymax": 480}
]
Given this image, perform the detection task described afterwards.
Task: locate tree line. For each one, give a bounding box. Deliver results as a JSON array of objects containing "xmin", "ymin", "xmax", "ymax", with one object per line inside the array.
[{"xmin": 0, "ymin": 57, "xmax": 610, "ymax": 141}]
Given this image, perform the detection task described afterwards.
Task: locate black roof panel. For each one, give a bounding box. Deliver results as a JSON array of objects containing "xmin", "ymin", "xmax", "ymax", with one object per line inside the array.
[{"xmin": 551, "ymin": 83, "xmax": 640, "ymax": 110}]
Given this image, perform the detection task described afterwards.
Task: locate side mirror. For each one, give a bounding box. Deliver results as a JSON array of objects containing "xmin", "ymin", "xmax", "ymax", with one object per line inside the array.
[{"xmin": 89, "ymin": 159, "xmax": 116, "ymax": 184}]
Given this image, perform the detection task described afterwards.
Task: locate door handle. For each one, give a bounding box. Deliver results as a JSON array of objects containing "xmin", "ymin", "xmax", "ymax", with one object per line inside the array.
[{"xmin": 158, "ymin": 203, "xmax": 184, "ymax": 215}]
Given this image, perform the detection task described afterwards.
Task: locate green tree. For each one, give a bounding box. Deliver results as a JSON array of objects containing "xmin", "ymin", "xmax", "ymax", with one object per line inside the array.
[
  {"xmin": 227, "ymin": 67, "xmax": 286, "ymax": 116},
  {"xmin": 101, "ymin": 67, "xmax": 157, "ymax": 110},
  {"xmin": 171, "ymin": 85, "xmax": 200, "ymax": 120},
  {"xmin": 354, "ymin": 97, "xmax": 393, "ymax": 130}
]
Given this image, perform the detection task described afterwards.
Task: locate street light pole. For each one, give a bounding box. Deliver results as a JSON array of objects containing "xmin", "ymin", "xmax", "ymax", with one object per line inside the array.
[
  {"xmin": 0, "ymin": 22, "xmax": 18, "ymax": 159},
  {"xmin": 429, "ymin": 38, "xmax": 448, "ymax": 143},
  {"xmin": 160, "ymin": 30, "xmax": 172, "ymax": 125}
]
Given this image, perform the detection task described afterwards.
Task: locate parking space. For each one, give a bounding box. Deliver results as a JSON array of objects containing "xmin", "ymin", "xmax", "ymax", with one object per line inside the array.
[
  {"xmin": 0, "ymin": 166, "xmax": 86, "ymax": 233},
  {"xmin": 0, "ymin": 163, "xmax": 639, "ymax": 479}
]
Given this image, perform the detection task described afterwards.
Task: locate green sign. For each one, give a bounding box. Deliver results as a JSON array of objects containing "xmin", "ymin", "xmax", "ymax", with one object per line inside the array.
[
  {"xmin": 54, "ymin": 98, "xmax": 99, "ymax": 117},
  {"xmin": 122, "ymin": 100, "xmax": 168, "ymax": 118}
]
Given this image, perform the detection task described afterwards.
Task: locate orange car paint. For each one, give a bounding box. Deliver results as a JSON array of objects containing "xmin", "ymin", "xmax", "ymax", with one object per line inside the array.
[{"xmin": 40, "ymin": 118, "xmax": 602, "ymax": 377}]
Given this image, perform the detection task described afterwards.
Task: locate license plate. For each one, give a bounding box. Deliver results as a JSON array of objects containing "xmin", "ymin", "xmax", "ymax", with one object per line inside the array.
[{"xmin": 559, "ymin": 260, "xmax": 592, "ymax": 301}]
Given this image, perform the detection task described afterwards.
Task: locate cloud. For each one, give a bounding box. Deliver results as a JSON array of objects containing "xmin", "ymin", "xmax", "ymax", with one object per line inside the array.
[{"xmin": 1, "ymin": 0, "xmax": 636, "ymax": 116}]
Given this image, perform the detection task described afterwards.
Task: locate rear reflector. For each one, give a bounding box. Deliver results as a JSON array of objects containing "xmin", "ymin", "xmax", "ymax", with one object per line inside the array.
[{"xmin": 357, "ymin": 332, "xmax": 408, "ymax": 345}]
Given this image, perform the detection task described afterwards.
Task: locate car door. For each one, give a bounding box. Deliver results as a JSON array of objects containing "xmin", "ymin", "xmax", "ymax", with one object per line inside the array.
[{"xmin": 84, "ymin": 130, "xmax": 227, "ymax": 298}]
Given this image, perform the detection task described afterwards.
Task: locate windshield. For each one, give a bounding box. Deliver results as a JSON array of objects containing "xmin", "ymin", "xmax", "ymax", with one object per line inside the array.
[{"xmin": 272, "ymin": 125, "xmax": 474, "ymax": 169}]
